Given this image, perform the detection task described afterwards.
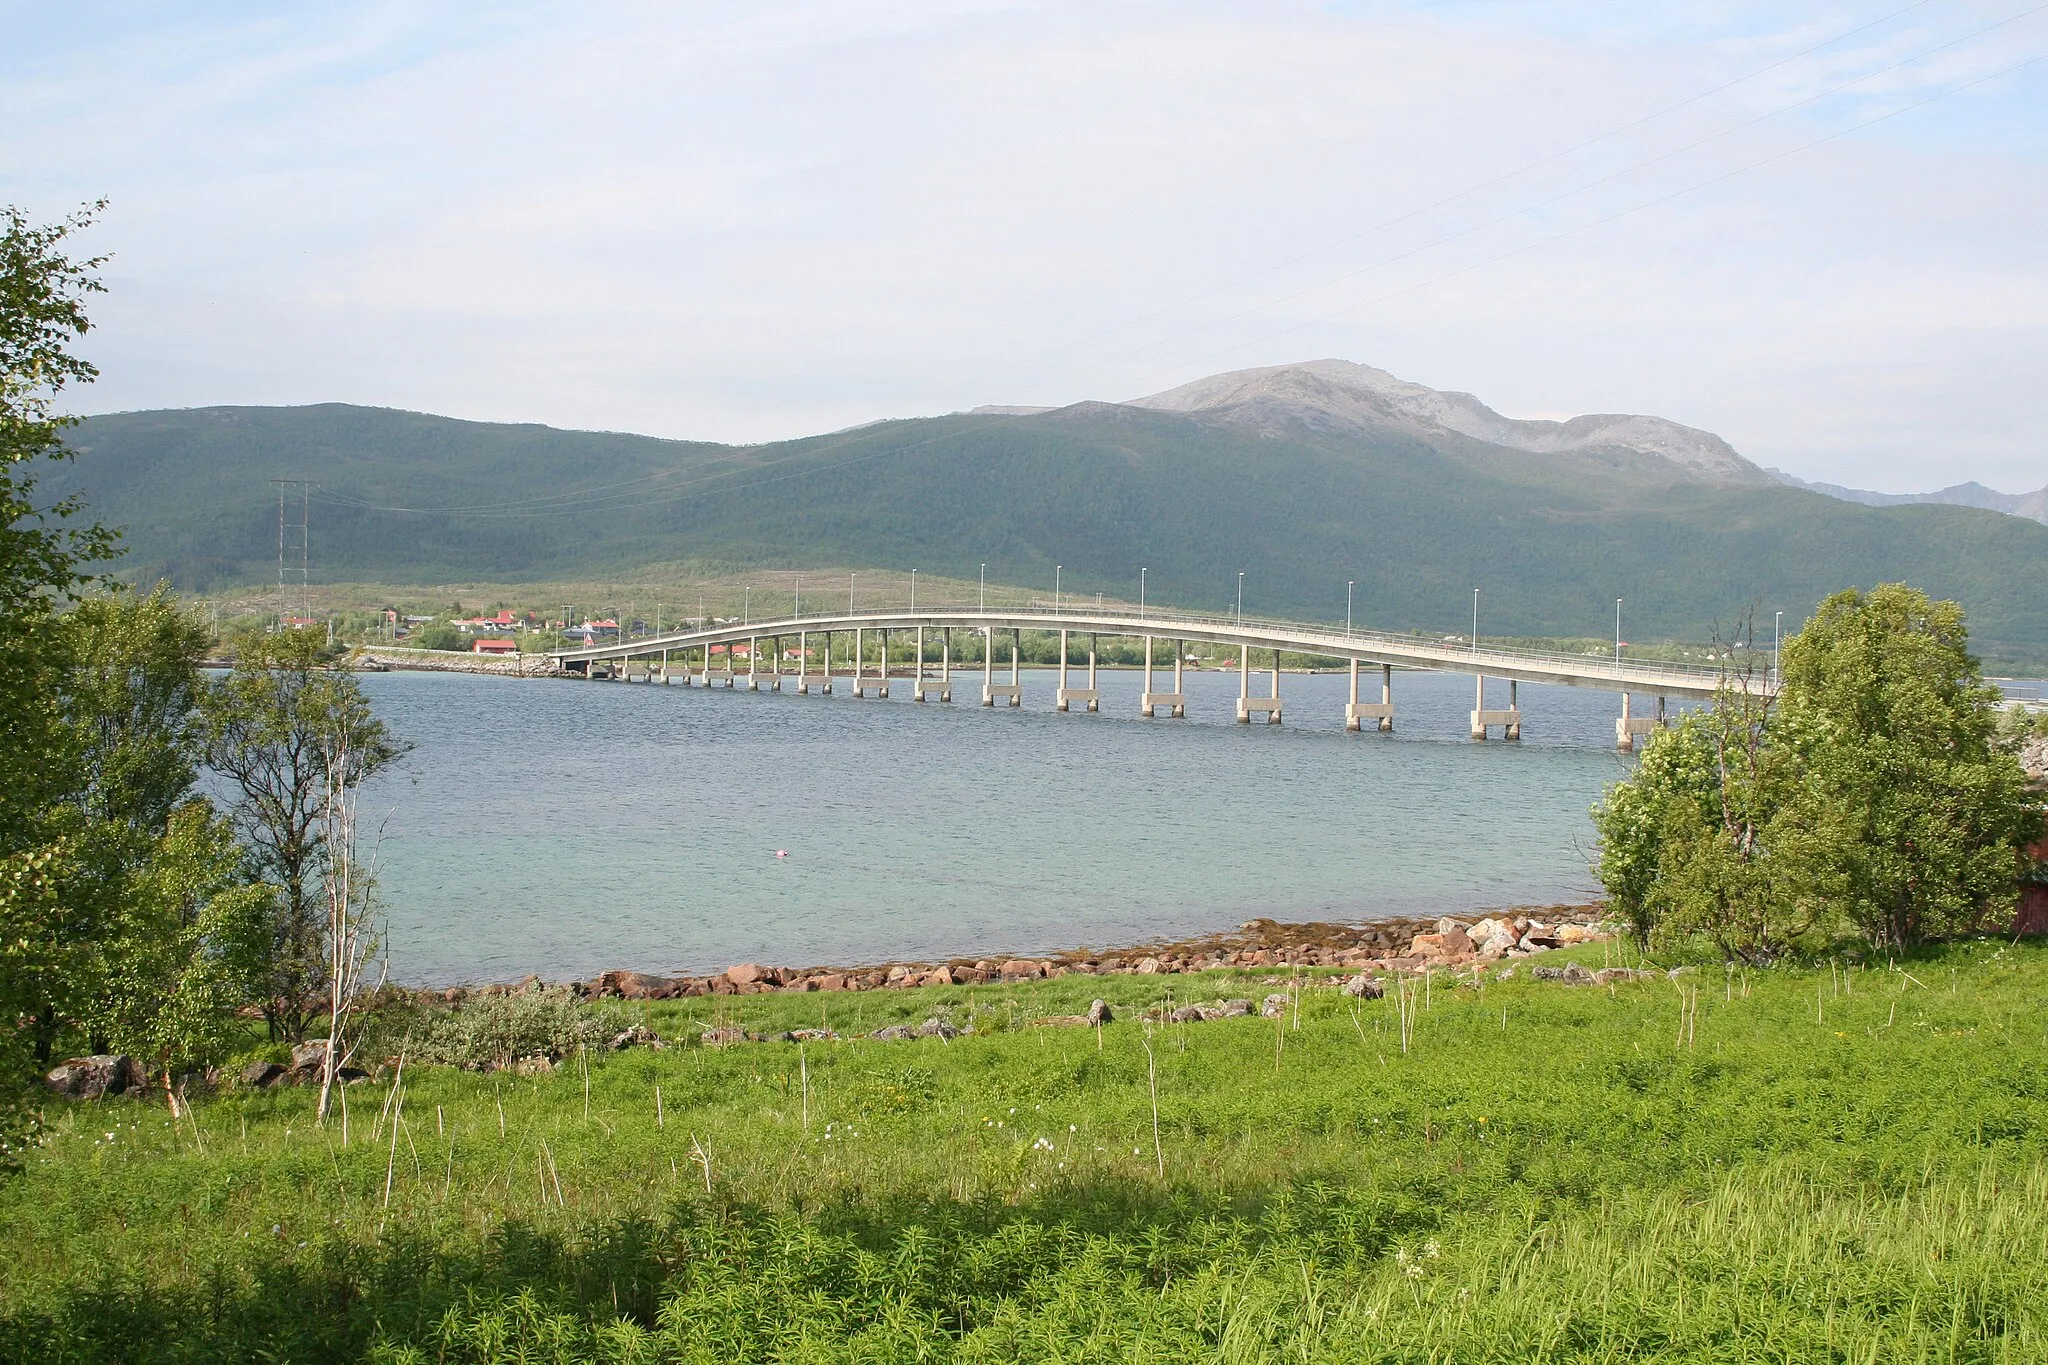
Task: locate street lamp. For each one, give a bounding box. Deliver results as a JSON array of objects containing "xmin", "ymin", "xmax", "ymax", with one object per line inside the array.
[
  {"xmin": 1471, "ymin": 588, "xmax": 1480, "ymax": 655},
  {"xmin": 743, "ymin": 586, "xmax": 750, "ymax": 625},
  {"xmin": 849, "ymin": 573, "xmax": 856, "ymax": 612},
  {"xmin": 1616, "ymin": 598, "xmax": 1623, "ymax": 669},
  {"xmin": 795, "ymin": 573, "xmax": 802, "ymax": 617},
  {"xmin": 979, "ymin": 564, "xmax": 986, "ymax": 611},
  {"xmin": 1346, "ymin": 581, "xmax": 1353, "ymax": 640},
  {"xmin": 1055, "ymin": 565, "xmax": 1061, "ymax": 608},
  {"xmin": 1140, "ymin": 567, "xmax": 1147, "ymax": 617},
  {"xmin": 1236, "ymin": 572, "xmax": 1244, "ymax": 627},
  {"xmin": 911, "ymin": 569, "xmax": 917, "ymax": 612}
]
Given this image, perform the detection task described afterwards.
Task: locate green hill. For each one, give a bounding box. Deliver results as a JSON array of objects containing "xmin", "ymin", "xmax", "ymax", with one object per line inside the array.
[{"xmin": 55, "ymin": 398, "xmax": 2048, "ymax": 664}]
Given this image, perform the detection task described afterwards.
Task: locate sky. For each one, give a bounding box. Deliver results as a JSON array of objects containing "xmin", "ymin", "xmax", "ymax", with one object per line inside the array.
[{"xmin": 4, "ymin": 0, "xmax": 2044, "ymax": 492}]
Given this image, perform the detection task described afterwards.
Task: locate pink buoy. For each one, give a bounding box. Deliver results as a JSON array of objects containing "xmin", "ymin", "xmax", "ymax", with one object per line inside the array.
[{"xmin": 775, "ymin": 849, "xmax": 788, "ymax": 859}]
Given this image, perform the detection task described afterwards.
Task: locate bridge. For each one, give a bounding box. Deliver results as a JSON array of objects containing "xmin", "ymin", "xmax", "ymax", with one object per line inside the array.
[{"xmin": 548, "ymin": 605, "xmax": 1732, "ymax": 748}]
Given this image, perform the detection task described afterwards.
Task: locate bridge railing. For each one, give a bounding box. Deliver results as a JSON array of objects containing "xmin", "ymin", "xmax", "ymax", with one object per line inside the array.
[{"xmin": 584, "ymin": 599, "xmax": 1733, "ymax": 686}]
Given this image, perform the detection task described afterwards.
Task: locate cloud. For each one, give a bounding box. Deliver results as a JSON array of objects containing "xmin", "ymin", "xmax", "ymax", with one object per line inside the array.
[{"xmin": 3, "ymin": 0, "xmax": 2044, "ymax": 490}]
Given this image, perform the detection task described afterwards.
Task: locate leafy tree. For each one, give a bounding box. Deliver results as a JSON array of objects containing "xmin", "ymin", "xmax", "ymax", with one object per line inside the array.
[
  {"xmin": 82, "ymin": 804, "xmax": 271, "ymax": 1112},
  {"xmin": 203, "ymin": 629, "xmax": 406, "ymax": 1041},
  {"xmin": 1597, "ymin": 584, "xmax": 2042, "ymax": 960},
  {"xmin": 1775, "ymin": 584, "xmax": 2040, "ymax": 950},
  {"xmin": 415, "ymin": 623, "xmax": 463, "ymax": 652},
  {"xmin": 0, "ymin": 202, "xmax": 114, "ymax": 1158}
]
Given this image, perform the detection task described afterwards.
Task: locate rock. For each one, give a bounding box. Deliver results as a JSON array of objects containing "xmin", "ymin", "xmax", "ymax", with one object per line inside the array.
[
  {"xmin": 1412, "ymin": 926, "xmax": 1474, "ymax": 958},
  {"xmin": 783, "ymin": 1028, "xmax": 838, "ymax": 1042},
  {"xmin": 1434, "ymin": 916, "xmax": 1467, "ymax": 936},
  {"xmin": 1135, "ymin": 956, "xmax": 1163, "ymax": 974},
  {"xmin": 1085, "ymin": 999, "xmax": 1113, "ymax": 1026},
  {"xmin": 1555, "ymin": 925, "xmax": 1596, "ymax": 944},
  {"xmin": 868, "ymin": 1024, "xmax": 915, "ymax": 1041},
  {"xmin": 912, "ymin": 1017, "xmax": 960, "ymax": 1040},
  {"xmin": 924, "ymin": 966, "xmax": 956, "ymax": 987},
  {"xmin": 607, "ymin": 1026, "xmax": 662, "ymax": 1051},
  {"xmin": 45, "ymin": 1055, "xmax": 145, "ymax": 1100},
  {"xmin": 1261, "ymin": 993, "xmax": 1290, "ymax": 1019},
  {"xmin": 513, "ymin": 974, "xmax": 544, "ymax": 995},
  {"xmin": 725, "ymin": 963, "xmax": 769, "ymax": 987},
  {"xmin": 815, "ymin": 973, "xmax": 849, "ymax": 992},
  {"xmin": 999, "ymin": 959, "xmax": 1043, "ymax": 981},
  {"xmin": 1494, "ymin": 967, "xmax": 1516, "ymax": 981},
  {"xmin": 698, "ymin": 1026, "xmax": 750, "ymax": 1047},
  {"xmin": 240, "ymin": 1061, "xmax": 286, "ymax": 1089},
  {"xmin": 291, "ymin": 1039, "xmax": 332, "ymax": 1072},
  {"xmin": 1098, "ymin": 957, "xmax": 1124, "ymax": 972},
  {"xmin": 1215, "ymin": 998, "xmax": 1256, "ymax": 1018},
  {"xmin": 614, "ymin": 971, "xmax": 671, "ymax": 1000},
  {"xmin": 1167, "ymin": 1004, "xmax": 1205, "ymax": 1023},
  {"xmin": 1341, "ymin": 974, "xmax": 1385, "ymax": 999},
  {"xmin": 1533, "ymin": 963, "xmax": 1596, "ymax": 985}
]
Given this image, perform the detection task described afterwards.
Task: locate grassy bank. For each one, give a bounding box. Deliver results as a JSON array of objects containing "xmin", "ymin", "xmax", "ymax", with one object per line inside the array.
[{"xmin": 5, "ymin": 942, "xmax": 2047, "ymax": 1362}]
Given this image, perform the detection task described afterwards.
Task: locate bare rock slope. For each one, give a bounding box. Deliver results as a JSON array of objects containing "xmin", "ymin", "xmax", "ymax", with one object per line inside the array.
[{"xmin": 1125, "ymin": 359, "xmax": 1770, "ymax": 485}]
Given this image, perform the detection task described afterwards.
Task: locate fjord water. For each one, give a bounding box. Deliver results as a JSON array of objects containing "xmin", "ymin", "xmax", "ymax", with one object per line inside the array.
[{"xmin": 361, "ymin": 667, "xmax": 1648, "ymax": 984}]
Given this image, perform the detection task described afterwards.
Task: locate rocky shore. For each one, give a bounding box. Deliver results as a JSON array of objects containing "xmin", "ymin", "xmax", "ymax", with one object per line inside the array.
[{"xmin": 430, "ymin": 905, "xmax": 1613, "ymax": 1005}]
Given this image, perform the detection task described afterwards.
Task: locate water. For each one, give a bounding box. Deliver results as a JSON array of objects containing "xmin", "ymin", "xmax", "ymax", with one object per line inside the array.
[{"xmin": 359, "ymin": 667, "xmax": 1658, "ymax": 984}]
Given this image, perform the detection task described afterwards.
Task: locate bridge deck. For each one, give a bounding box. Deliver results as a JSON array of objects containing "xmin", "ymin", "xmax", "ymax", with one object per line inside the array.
[{"xmin": 549, "ymin": 607, "xmax": 1728, "ymax": 698}]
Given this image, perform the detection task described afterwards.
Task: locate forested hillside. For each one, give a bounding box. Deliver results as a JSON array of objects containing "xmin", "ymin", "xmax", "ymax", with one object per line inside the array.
[{"xmin": 59, "ymin": 401, "xmax": 2048, "ymax": 660}]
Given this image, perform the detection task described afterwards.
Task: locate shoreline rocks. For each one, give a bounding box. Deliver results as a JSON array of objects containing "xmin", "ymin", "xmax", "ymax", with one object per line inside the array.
[{"xmin": 407, "ymin": 905, "xmax": 1614, "ymax": 1004}]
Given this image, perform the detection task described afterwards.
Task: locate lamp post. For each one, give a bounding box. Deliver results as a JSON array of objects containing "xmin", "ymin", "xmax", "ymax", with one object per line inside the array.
[
  {"xmin": 1055, "ymin": 565, "xmax": 1061, "ymax": 609},
  {"xmin": 1236, "ymin": 572, "xmax": 1244, "ymax": 627},
  {"xmin": 1616, "ymin": 599, "xmax": 1623, "ymax": 669},
  {"xmin": 795, "ymin": 574, "xmax": 801, "ymax": 617},
  {"xmin": 1140, "ymin": 567, "xmax": 1147, "ymax": 617},
  {"xmin": 1472, "ymin": 588, "xmax": 1480, "ymax": 655},
  {"xmin": 1774, "ymin": 610, "xmax": 1783, "ymax": 689},
  {"xmin": 1346, "ymin": 581, "xmax": 1353, "ymax": 640},
  {"xmin": 979, "ymin": 564, "xmax": 986, "ymax": 611},
  {"xmin": 849, "ymin": 573, "xmax": 856, "ymax": 613},
  {"xmin": 910, "ymin": 569, "xmax": 917, "ymax": 612},
  {"xmin": 743, "ymin": 586, "xmax": 750, "ymax": 626}
]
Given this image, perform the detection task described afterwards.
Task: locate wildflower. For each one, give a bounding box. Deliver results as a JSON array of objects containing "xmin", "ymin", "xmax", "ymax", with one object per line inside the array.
[
  {"xmin": 1404, "ymin": 1264, "xmax": 1424, "ymax": 1280},
  {"xmin": 1424, "ymin": 1241, "xmax": 1441, "ymax": 1259}
]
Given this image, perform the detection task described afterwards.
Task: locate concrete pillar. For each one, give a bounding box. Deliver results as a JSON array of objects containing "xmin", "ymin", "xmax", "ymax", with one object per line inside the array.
[
  {"xmin": 1617, "ymin": 691, "xmax": 1633, "ymax": 751},
  {"xmin": 940, "ymin": 627, "xmax": 952, "ymax": 702},
  {"xmin": 852, "ymin": 627, "xmax": 863, "ymax": 697},
  {"xmin": 1506, "ymin": 679, "xmax": 1520, "ymax": 740},
  {"xmin": 877, "ymin": 628, "xmax": 890, "ymax": 698},
  {"xmin": 1142, "ymin": 635, "xmax": 1155, "ymax": 717},
  {"xmin": 1346, "ymin": 658, "xmax": 1360, "ymax": 731},
  {"xmin": 914, "ymin": 625, "xmax": 927, "ymax": 702},
  {"xmin": 982, "ymin": 626, "xmax": 994, "ymax": 706},
  {"xmin": 662, "ymin": 647, "xmax": 670, "ymax": 685},
  {"xmin": 1010, "ymin": 629, "xmax": 1021, "ymax": 706},
  {"xmin": 823, "ymin": 633, "xmax": 834, "ymax": 694},
  {"xmin": 1087, "ymin": 635, "xmax": 1098, "ymax": 711},
  {"xmin": 1057, "ymin": 628, "xmax": 1070, "ymax": 711},
  {"xmin": 1382, "ymin": 663, "xmax": 1394, "ymax": 732},
  {"xmin": 1174, "ymin": 642, "xmax": 1185, "ymax": 717},
  {"xmin": 1237, "ymin": 645, "xmax": 1250, "ymax": 723},
  {"xmin": 747, "ymin": 636, "xmax": 758, "ymax": 690}
]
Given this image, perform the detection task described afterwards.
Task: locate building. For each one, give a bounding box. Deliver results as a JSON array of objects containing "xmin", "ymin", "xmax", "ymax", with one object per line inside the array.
[{"xmin": 472, "ymin": 638, "xmax": 518, "ymax": 655}]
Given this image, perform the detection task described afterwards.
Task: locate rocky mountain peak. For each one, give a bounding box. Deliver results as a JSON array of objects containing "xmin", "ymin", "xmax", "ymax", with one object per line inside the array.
[{"xmin": 1124, "ymin": 359, "xmax": 1770, "ymax": 485}]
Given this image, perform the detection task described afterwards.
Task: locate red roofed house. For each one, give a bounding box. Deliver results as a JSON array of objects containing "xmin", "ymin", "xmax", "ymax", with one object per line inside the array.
[{"xmin": 472, "ymin": 638, "xmax": 518, "ymax": 655}]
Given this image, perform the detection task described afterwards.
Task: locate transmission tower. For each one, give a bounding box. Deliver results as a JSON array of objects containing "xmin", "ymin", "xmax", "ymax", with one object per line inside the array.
[{"xmin": 272, "ymin": 478, "xmax": 312, "ymax": 629}]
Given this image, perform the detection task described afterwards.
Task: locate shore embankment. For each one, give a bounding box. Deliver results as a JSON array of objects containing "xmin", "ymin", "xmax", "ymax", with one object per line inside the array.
[{"xmin": 429, "ymin": 905, "xmax": 1612, "ymax": 1003}]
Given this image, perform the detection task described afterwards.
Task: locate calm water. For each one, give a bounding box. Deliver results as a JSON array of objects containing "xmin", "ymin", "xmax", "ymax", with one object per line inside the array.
[{"xmin": 359, "ymin": 667, "xmax": 1658, "ymax": 984}]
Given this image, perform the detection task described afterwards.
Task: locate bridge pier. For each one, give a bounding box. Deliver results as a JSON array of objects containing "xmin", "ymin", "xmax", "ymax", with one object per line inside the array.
[
  {"xmin": 1470, "ymin": 675, "xmax": 1522, "ymax": 740},
  {"xmin": 1237, "ymin": 647, "xmax": 1282, "ymax": 724},
  {"xmin": 913, "ymin": 625, "xmax": 929, "ymax": 701},
  {"xmin": 1056, "ymin": 628, "xmax": 1100, "ymax": 713},
  {"xmin": 1346, "ymin": 660, "xmax": 1394, "ymax": 731},
  {"xmin": 661, "ymin": 648, "xmax": 670, "ymax": 685},
  {"xmin": 1615, "ymin": 693, "xmax": 1666, "ymax": 751},
  {"xmin": 746, "ymin": 636, "xmax": 759, "ymax": 690},
  {"xmin": 982, "ymin": 627, "xmax": 1022, "ymax": 707},
  {"xmin": 1142, "ymin": 635, "xmax": 1186, "ymax": 716},
  {"xmin": 940, "ymin": 628, "xmax": 952, "ymax": 701}
]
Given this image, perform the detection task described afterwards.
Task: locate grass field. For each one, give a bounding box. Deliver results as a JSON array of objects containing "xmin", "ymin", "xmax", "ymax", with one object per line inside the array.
[{"xmin": 5, "ymin": 941, "xmax": 2047, "ymax": 1362}]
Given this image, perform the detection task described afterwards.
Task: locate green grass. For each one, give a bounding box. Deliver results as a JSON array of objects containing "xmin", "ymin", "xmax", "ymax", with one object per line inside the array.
[{"xmin": 6, "ymin": 943, "xmax": 2048, "ymax": 1361}]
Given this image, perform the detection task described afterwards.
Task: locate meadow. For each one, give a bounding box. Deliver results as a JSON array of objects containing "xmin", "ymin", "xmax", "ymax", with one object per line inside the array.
[{"xmin": 4, "ymin": 941, "xmax": 2047, "ymax": 1363}]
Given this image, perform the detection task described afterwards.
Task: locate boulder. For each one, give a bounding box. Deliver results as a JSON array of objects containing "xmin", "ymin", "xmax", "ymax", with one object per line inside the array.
[
  {"xmin": 614, "ymin": 971, "xmax": 671, "ymax": 1000},
  {"xmin": 1261, "ymin": 993, "xmax": 1290, "ymax": 1019},
  {"xmin": 1556, "ymin": 925, "xmax": 1596, "ymax": 944},
  {"xmin": 45, "ymin": 1055, "xmax": 145, "ymax": 1100},
  {"xmin": 1085, "ymin": 998, "xmax": 1114, "ymax": 1026},
  {"xmin": 815, "ymin": 973, "xmax": 849, "ymax": 992},
  {"xmin": 1341, "ymin": 974, "xmax": 1385, "ymax": 1000},
  {"xmin": 999, "ymin": 959, "xmax": 1042, "ymax": 981},
  {"xmin": 1413, "ymin": 925, "xmax": 1474, "ymax": 958},
  {"xmin": 1135, "ymin": 956, "xmax": 1163, "ymax": 974},
  {"xmin": 1214, "ymin": 998, "xmax": 1255, "ymax": 1018},
  {"xmin": 291, "ymin": 1039, "xmax": 333, "ymax": 1072},
  {"xmin": 1166, "ymin": 1004, "xmax": 1205, "ymax": 1023},
  {"xmin": 240, "ymin": 1061, "xmax": 286, "ymax": 1089},
  {"xmin": 923, "ymin": 966, "xmax": 956, "ymax": 987},
  {"xmin": 725, "ymin": 963, "xmax": 769, "ymax": 987},
  {"xmin": 913, "ymin": 1017, "xmax": 960, "ymax": 1040},
  {"xmin": 868, "ymin": 1024, "xmax": 915, "ymax": 1041},
  {"xmin": 1533, "ymin": 963, "xmax": 1596, "ymax": 985}
]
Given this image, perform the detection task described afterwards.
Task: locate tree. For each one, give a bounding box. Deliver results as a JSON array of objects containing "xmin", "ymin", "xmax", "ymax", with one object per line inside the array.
[
  {"xmin": 0, "ymin": 202, "xmax": 114, "ymax": 1158},
  {"xmin": 1596, "ymin": 584, "xmax": 2042, "ymax": 960},
  {"xmin": 1775, "ymin": 584, "xmax": 2040, "ymax": 950},
  {"xmin": 202, "ymin": 630, "xmax": 406, "ymax": 1041}
]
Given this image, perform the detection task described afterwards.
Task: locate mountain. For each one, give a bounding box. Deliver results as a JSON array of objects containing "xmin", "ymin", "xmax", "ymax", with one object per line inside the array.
[
  {"xmin": 52, "ymin": 362, "xmax": 2048, "ymax": 664},
  {"xmin": 1127, "ymin": 359, "xmax": 1770, "ymax": 485},
  {"xmin": 1768, "ymin": 469, "xmax": 2048, "ymax": 525}
]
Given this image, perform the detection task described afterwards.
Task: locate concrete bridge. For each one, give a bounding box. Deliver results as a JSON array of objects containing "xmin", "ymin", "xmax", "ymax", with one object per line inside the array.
[{"xmin": 548, "ymin": 605, "xmax": 1731, "ymax": 748}]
